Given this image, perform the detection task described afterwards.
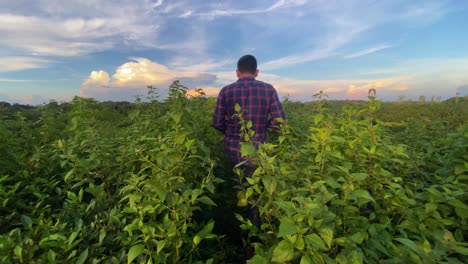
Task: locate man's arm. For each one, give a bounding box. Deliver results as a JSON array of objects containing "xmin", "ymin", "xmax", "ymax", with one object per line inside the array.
[
  {"xmin": 268, "ymin": 89, "xmax": 286, "ymax": 129},
  {"xmin": 212, "ymin": 89, "xmax": 227, "ymax": 134}
]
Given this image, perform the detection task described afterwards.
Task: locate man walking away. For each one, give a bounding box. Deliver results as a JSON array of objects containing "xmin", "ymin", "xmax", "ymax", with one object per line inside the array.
[{"xmin": 212, "ymin": 54, "xmax": 286, "ymax": 260}]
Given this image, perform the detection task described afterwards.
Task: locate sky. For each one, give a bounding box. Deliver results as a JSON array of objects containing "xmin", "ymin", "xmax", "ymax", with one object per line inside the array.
[{"xmin": 1, "ymin": 0, "xmax": 468, "ymax": 104}]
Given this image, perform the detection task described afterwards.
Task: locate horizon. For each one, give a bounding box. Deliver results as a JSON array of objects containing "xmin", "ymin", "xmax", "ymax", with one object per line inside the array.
[
  {"xmin": 2, "ymin": 91, "xmax": 466, "ymax": 107},
  {"xmin": 1, "ymin": 1, "xmax": 468, "ymax": 104}
]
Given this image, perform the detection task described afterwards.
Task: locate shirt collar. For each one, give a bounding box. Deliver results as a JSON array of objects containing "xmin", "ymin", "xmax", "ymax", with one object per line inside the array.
[{"xmin": 237, "ymin": 77, "xmax": 256, "ymax": 81}]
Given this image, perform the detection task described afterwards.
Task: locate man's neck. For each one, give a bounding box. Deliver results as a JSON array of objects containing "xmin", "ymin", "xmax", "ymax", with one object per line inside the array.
[{"xmin": 238, "ymin": 74, "xmax": 256, "ymax": 79}]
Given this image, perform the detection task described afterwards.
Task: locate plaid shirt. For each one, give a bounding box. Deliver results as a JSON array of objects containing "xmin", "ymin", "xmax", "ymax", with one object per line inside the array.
[{"xmin": 212, "ymin": 77, "xmax": 286, "ymax": 163}]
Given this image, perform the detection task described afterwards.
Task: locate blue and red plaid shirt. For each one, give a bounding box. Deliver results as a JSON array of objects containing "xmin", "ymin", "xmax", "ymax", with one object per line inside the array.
[{"xmin": 212, "ymin": 77, "xmax": 286, "ymax": 163}]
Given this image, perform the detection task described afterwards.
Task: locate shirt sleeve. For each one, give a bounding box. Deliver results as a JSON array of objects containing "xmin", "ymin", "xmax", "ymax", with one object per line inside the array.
[
  {"xmin": 212, "ymin": 89, "xmax": 227, "ymax": 133},
  {"xmin": 268, "ymin": 88, "xmax": 286, "ymax": 128}
]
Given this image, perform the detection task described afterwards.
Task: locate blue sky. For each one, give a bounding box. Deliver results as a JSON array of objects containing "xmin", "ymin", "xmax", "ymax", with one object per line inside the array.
[{"xmin": 0, "ymin": 0, "xmax": 467, "ymax": 104}]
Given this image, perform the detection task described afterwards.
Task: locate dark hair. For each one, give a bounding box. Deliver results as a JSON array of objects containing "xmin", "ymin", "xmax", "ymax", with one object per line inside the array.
[{"xmin": 237, "ymin": 55, "xmax": 257, "ymax": 74}]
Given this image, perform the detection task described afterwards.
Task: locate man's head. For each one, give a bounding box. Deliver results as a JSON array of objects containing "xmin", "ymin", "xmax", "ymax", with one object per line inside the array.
[{"xmin": 237, "ymin": 55, "xmax": 259, "ymax": 78}]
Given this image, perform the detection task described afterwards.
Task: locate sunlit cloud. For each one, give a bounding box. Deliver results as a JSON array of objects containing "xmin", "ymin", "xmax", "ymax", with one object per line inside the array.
[
  {"xmin": 186, "ymin": 86, "xmax": 220, "ymax": 97},
  {"xmin": 1, "ymin": 0, "xmax": 466, "ymax": 103},
  {"xmin": 80, "ymin": 58, "xmax": 217, "ymax": 100},
  {"xmin": 80, "ymin": 57, "xmax": 464, "ymax": 102}
]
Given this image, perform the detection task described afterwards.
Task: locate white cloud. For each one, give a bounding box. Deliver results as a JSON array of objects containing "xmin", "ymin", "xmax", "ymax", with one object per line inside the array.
[
  {"xmin": 179, "ymin": 10, "xmax": 193, "ymax": 18},
  {"xmin": 82, "ymin": 70, "xmax": 111, "ymax": 87},
  {"xmin": 195, "ymin": 0, "xmax": 307, "ymax": 19},
  {"xmin": 255, "ymin": 74, "xmax": 409, "ymax": 101},
  {"xmin": 80, "ymin": 58, "xmax": 217, "ymax": 100},
  {"xmin": 0, "ymin": 14, "xmax": 158, "ymax": 56},
  {"xmin": 344, "ymin": 44, "xmax": 392, "ymax": 59},
  {"xmin": 256, "ymin": 0, "xmax": 453, "ymax": 70},
  {"xmin": 0, "ymin": 57, "xmax": 51, "ymax": 72},
  {"xmin": 152, "ymin": 0, "xmax": 164, "ymax": 9},
  {"xmin": 0, "ymin": 78, "xmax": 42, "ymax": 82}
]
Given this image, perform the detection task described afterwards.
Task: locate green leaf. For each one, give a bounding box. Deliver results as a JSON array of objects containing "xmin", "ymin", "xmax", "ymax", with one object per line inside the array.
[
  {"xmin": 262, "ymin": 176, "xmax": 277, "ymax": 196},
  {"xmin": 197, "ymin": 196, "xmax": 217, "ymax": 206},
  {"xmin": 455, "ymin": 208, "xmax": 468, "ymax": 218},
  {"xmin": 278, "ymin": 218, "xmax": 299, "ymax": 237},
  {"xmin": 170, "ymin": 112, "xmax": 183, "ymax": 124},
  {"xmin": 448, "ymin": 199, "xmax": 468, "ymax": 210},
  {"xmin": 185, "ymin": 139, "xmax": 195, "ymax": 150},
  {"xmin": 235, "ymin": 103, "xmax": 241, "ymax": 112},
  {"xmin": 99, "ymin": 228, "xmax": 106, "ymax": 245},
  {"xmin": 395, "ymin": 238, "xmax": 421, "ymax": 254},
  {"xmin": 304, "ymin": 234, "xmax": 327, "ymax": 250},
  {"xmin": 193, "ymin": 235, "xmax": 201, "ymax": 246},
  {"xmin": 247, "ymin": 255, "xmax": 269, "ymax": 264},
  {"xmin": 314, "ymin": 114, "xmax": 324, "ymax": 124},
  {"xmin": 20, "ymin": 215, "xmax": 32, "ymax": 229},
  {"xmin": 350, "ymin": 173, "xmax": 368, "ymax": 182},
  {"xmin": 76, "ymin": 248, "xmax": 88, "ymax": 264},
  {"xmin": 193, "ymin": 221, "xmax": 215, "ymax": 247},
  {"xmin": 68, "ymin": 232, "xmax": 78, "ymax": 246},
  {"xmin": 300, "ymin": 255, "xmax": 312, "ymax": 264},
  {"xmin": 351, "ymin": 190, "xmax": 374, "ymax": 202},
  {"xmin": 454, "ymin": 164, "xmax": 466, "ymax": 175},
  {"xmin": 241, "ymin": 143, "xmax": 256, "ymax": 157},
  {"xmin": 272, "ymin": 240, "xmax": 295, "ymax": 262},
  {"xmin": 48, "ymin": 250, "xmax": 56, "ymax": 262},
  {"xmin": 319, "ymin": 227, "xmax": 333, "ymax": 249},
  {"xmin": 156, "ymin": 240, "xmax": 166, "ymax": 255},
  {"xmin": 350, "ymin": 231, "xmax": 366, "ymax": 244},
  {"xmin": 128, "ymin": 244, "xmax": 145, "ymax": 264},
  {"xmin": 453, "ymin": 246, "xmax": 468, "ymax": 255},
  {"xmin": 64, "ymin": 169, "xmax": 74, "ymax": 182},
  {"xmin": 348, "ymin": 250, "xmax": 363, "ymax": 264},
  {"xmin": 424, "ymin": 203, "xmax": 437, "ymax": 213},
  {"xmin": 14, "ymin": 246, "xmax": 22, "ymax": 263}
]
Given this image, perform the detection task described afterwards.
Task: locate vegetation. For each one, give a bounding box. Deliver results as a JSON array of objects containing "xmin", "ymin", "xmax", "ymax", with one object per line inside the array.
[{"xmin": 0, "ymin": 83, "xmax": 467, "ymax": 263}]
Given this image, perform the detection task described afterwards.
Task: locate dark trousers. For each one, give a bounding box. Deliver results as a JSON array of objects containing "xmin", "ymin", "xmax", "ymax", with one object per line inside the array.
[{"xmin": 229, "ymin": 162, "xmax": 261, "ymax": 230}]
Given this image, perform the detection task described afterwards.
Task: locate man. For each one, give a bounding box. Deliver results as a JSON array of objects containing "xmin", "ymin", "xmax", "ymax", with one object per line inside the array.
[
  {"xmin": 212, "ymin": 54, "xmax": 286, "ymax": 260},
  {"xmin": 212, "ymin": 54, "xmax": 286, "ymax": 164}
]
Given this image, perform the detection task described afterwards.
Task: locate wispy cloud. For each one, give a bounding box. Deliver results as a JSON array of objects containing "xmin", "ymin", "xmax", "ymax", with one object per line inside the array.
[
  {"xmin": 257, "ymin": 0, "xmax": 453, "ymax": 70},
  {"xmin": 0, "ymin": 78, "xmax": 43, "ymax": 82},
  {"xmin": 344, "ymin": 44, "xmax": 392, "ymax": 59},
  {"xmin": 0, "ymin": 57, "xmax": 52, "ymax": 72},
  {"xmin": 193, "ymin": 0, "xmax": 306, "ymax": 19},
  {"xmin": 0, "ymin": 14, "xmax": 157, "ymax": 57}
]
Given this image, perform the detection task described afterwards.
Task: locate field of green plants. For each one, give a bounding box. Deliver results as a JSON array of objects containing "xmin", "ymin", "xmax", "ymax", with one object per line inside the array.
[{"xmin": 1, "ymin": 83, "xmax": 467, "ymax": 263}]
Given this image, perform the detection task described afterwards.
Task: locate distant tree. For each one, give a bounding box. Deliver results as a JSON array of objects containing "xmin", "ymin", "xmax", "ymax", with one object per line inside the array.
[
  {"xmin": 418, "ymin": 95, "xmax": 426, "ymax": 104},
  {"xmin": 398, "ymin": 95, "xmax": 406, "ymax": 103}
]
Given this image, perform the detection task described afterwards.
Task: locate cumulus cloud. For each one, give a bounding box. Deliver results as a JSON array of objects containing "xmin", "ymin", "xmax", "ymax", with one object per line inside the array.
[
  {"xmin": 80, "ymin": 58, "xmax": 218, "ymax": 101},
  {"xmin": 75, "ymin": 57, "xmax": 463, "ymax": 102},
  {"xmin": 82, "ymin": 70, "xmax": 110, "ymax": 87}
]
